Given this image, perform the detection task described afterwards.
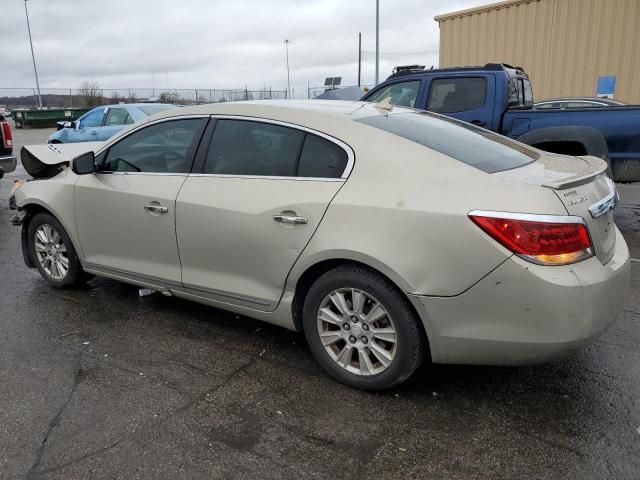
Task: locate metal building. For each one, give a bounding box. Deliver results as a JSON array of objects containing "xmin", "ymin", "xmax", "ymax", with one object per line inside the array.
[{"xmin": 435, "ymin": 0, "xmax": 640, "ymax": 103}]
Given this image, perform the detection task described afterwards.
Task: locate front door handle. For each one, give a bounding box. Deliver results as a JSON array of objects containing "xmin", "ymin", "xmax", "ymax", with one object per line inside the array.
[
  {"xmin": 144, "ymin": 205, "xmax": 168, "ymax": 214},
  {"xmin": 90, "ymin": 130, "xmax": 98, "ymax": 135},
  {"xmin": 273, "ymin": 214, "xmax": 307, "ymax": 225}
]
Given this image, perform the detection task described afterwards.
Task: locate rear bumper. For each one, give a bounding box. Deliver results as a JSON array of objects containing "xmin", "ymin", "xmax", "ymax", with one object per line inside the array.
[
  {"xmin": 411, "ymin": 227, "xmax": 631, "ymax": 365},
  {"xmin": 0, "ymin": 154, "xmax": 17, "ymax": 176}
]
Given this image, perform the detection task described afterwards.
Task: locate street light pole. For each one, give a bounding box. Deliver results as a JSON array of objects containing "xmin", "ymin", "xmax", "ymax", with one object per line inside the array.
[
  {"xmin": 284, "ymin": 39, "xmax": 291, "ymax": 99},
  {"xmin": 375, "ymin": 0, "xmax": 379, "ymax": 85},
  {"xmin": 24, "ymin": 0, "xmax": 43, "ymax": 109}
]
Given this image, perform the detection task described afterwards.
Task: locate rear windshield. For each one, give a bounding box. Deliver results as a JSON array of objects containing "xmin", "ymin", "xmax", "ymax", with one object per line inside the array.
[
  {"xmin": 139, "ymin": 105, "xmax": 177, "ymax": 115},
  {"xmin": 356, "ymin": 112, "xmax": 538, "ymax": 173}
]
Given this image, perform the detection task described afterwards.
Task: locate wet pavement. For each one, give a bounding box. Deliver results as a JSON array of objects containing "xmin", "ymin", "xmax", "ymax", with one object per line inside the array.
[{"xmin": 0, "ymin": 128, "xmax": 639, "ymax": 479}]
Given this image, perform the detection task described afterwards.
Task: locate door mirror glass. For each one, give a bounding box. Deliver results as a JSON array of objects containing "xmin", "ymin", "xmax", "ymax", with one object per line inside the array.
[
  {"xmin": 74, "ymin": 120, "xmax": 80, "ymax": 130},
  {"xmin": 72, "ymin": 152, "xmax": 96, "ymax": 175}
]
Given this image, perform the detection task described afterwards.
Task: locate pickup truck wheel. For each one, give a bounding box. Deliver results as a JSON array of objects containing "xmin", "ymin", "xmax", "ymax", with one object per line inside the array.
[
  {"xmin": 28, "ymin": 213, "xmax": 86, "ymax": 288},
  {"xmin": 302, "ymin": 265, "xmax": 427, "ymax": 391}
]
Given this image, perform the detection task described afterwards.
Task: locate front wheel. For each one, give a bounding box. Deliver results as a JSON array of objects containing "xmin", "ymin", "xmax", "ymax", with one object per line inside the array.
[
  {"xmin": 302, "ymin": 265, "xmax": 427, "ymax": 390},
  {"xmin": 28, "ymin": 212, "xmax": 87, "ymax": 288}
]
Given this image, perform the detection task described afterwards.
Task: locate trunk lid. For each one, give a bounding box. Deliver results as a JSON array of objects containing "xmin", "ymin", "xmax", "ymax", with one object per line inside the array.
[
  {"xmin": 494, "ymin": 153, "xmax": 617, "ymax": 264},
  {"xmin": 21, "ymin": 142, "xmax": 104, "ymax": 178}
]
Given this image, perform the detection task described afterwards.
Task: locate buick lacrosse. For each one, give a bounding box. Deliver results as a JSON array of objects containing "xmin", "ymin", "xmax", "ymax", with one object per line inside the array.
[{"xmin": 9, "ymin": 100, "xmax": 630, "ymax": 390}]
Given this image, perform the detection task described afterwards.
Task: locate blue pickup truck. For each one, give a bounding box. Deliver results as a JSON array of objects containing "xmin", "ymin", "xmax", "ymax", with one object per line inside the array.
[{"xmin": 362, "ymin": 64, "xmax": 640, "ymax": 181}]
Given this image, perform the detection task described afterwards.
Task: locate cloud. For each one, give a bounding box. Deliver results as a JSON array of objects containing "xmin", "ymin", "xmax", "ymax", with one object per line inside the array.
[{"xmin": 2, "ymin": 0, "xmax": 489, "ymax": 97}]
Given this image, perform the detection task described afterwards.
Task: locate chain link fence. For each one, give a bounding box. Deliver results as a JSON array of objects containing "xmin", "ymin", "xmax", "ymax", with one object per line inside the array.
[
  {"xmin": 307, "ymin": 85, "xmax": 373, "ymax": 99},
  {"xmin": 0, "ymin": 87, "xmax": 288, "ymax": 110}
]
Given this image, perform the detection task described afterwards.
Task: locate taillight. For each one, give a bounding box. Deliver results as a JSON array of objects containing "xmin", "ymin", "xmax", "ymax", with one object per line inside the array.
[
  {"xmin": 469, "ymin": 210, "xmax": 593, "ymax": 266},
  {"xmin": 1, "ymin": 121, "xmax": 12, "ymax": 149}
]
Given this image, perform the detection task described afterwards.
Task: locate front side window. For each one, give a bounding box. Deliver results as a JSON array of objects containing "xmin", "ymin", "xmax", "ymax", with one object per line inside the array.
[
  {"xmin": 365, "ymin": 81, "xmax": 420, "ymax": 108},
  {"xmin": 80, "ymin": 108, "xmax": 105, "ymax": 128},
  {"xmin": 357, "ymin": 111, "xmax": 538, "ymax": 174},
  {"xmin": 204, "ymin": 120, "xmax": 305, "ymax": 176},
  {"xmin": 103, "ymin": 119, "xmax": 201, "ymax": 173},
  {"xmin": 104, "ymin": 108, "xmax": 134, "ymax": 126},
  {"xmin": 427, "ymin": 77, "xmax": 487, "ymax": 113}
]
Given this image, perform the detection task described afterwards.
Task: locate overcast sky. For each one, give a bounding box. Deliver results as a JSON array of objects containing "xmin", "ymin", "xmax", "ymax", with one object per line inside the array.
[{"xmin": 3, "ymin": 0, "xmax": 488, "ymax": 98}]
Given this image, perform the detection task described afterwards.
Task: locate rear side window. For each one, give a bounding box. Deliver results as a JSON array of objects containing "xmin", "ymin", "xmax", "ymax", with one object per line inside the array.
[
  {"xmin": 298, "ymin": 134, "xmax": 348, "ymax": 178},
  {"xmin": 427, "ymin": 78, "xmax": 486, "ymax": 113},
  {"xmin": 204, "ymin": 119, "xmax": 349, "ymax": 178},
  {"xmin": 357, "ymin": 112, "xmax": 538, "ymax": 173},
  {"xmin": 205, "ymin": 120, "xmax": 304, "ymax": 176},
  {"xmin": 105, "ymin": 108, "xmax": 133, "ymax": 126}
]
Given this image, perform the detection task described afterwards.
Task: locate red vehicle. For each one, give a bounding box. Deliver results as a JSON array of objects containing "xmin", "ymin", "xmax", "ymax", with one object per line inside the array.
[{"xmin": 0, "ymin": 113, "xmax": 17, "ymax": 178}]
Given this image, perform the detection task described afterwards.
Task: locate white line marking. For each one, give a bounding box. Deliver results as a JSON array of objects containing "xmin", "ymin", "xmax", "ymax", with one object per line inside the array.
[{"xmin": 631, "ymin": 258, "xmax": 640, "ymax": 263}]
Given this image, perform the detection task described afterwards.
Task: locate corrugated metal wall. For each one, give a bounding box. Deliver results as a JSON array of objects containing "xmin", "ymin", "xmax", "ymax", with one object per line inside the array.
[{"xmin": 436, "ymin": 0, "xmax": 640, "ymax": 103}]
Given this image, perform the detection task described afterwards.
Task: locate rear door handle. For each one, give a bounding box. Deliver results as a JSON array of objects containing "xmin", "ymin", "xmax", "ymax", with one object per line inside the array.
[
  {"xmin": 470, "ymin": 120, "xmax": 486, "ymax": 127},
  {"xmin": 90, "ymin": 130, "xmax": 98, "ymax": 135},
  {"xmin": 273, "ymin": 214, "xmax": 307, "ymax": 225},
  {"xmin": 144, "ymin": 205, "xmax": 168, "ymax": 214}
]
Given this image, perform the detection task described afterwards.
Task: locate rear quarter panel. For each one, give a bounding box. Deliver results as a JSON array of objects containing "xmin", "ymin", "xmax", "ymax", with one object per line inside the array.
[{"xmin": 288, "ymin": 124, "xmax": 567, "ymax": 297}]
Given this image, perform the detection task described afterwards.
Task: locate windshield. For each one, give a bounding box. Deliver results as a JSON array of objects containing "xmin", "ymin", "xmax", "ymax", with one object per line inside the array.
[
  {"xmin": 139, "ymin": 105, "xmax": 177, "ymax": 115},
  {"xmin": 357, "ymin": 111, "xmax": 539, "ymax": 173}
]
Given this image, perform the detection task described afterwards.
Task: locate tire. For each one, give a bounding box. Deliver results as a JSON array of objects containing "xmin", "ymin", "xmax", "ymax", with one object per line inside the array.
[
  {"xmin": 28, "ymin": 212, "xmax": 86, "ymax": 288},
  {"xmin": 302, "ymin": 265, "xmax": 427, "ymax": 390}
]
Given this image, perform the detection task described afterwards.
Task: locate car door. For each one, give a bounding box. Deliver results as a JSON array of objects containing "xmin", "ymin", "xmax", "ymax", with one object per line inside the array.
[
  {"xmin": 74, "ymin": 116, "xmax": 208, "ymax": 284},
  {"xmin": 425, "ymin": 75, "xmax": 496, "ymax": 129},
  {"xmin": 67, "ymin": 107, "xmax": 106, "ymax": 142},
  {"xmin": 99, "ymin": 107, "xmax": 135, "ymax": 141},
  {"xmin": 176, "ymin": 117, "xmax": 353, "ymax": 311}
]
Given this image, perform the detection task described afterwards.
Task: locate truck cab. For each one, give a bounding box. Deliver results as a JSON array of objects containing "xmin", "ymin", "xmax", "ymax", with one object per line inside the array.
[
  {"xmin": 362, "ymin": 64, "xmax": 640, "ymax": 181},
  {"xmin": 362, "ymin": 63, "xmax": 533, "ymax": 132}
]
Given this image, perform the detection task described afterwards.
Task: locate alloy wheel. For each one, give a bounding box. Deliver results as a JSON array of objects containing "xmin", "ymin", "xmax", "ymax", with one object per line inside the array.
[
  {"xmin": 34, "ymin": 224, "xmax": 69, "ymax": 280},
  {"xmin": 317, "ymin": 288, "xmax": 398, "ymax": 376}
]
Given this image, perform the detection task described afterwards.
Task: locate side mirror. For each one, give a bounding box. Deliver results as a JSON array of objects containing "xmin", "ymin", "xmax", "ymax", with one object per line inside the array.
[
  {"xmin": 72, "ymin": 152, "xmax": 96, "ymax": 175},
  {"xmin": 74, "ymin": 120, "xmax": 81, "ymax": 130}
]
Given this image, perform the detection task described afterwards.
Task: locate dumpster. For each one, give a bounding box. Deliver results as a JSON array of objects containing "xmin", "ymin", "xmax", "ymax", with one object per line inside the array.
[{"xmin": 12, "ymin": 108, "xmax": 91, "ymax": 128}]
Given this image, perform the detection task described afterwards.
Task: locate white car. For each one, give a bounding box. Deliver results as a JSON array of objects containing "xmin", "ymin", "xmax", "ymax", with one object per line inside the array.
[{"xmin": 9, "ymin": 100, "xmax": 630, "ymax": 390}]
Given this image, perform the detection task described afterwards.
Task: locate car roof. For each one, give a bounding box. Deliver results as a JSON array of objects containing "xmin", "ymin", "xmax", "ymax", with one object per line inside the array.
[{"xmin": 149, "ymin": 99, "xmax": 414, "ymax": 123}]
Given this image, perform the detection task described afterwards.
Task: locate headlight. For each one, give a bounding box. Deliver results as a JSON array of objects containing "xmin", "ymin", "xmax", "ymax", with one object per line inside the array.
[{"xmin": 9, "ymin": 179, "xmax": 26, "ymax": 197}]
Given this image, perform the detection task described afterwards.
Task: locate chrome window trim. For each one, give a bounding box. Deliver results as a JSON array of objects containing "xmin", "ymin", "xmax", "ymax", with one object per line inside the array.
[
  {"xmin": 187, "ymin": 173, "xmax": 344, "ymax": 182},
  {"xmin": 468, "ymin": 210, "xmax": 587, "ymax": 225},
  {"xmin": 206, "ymin": 114, "xmax": 355, "ymax": 179},
  {"xmin": 96, "ymin": 171, "xmax": 189, "ymax": 177}
]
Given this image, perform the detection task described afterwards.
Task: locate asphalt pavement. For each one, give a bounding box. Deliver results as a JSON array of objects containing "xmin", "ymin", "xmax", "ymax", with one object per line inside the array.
[{"xmin": 0, "ymin": 127, "xmax": 639, "ymax": 479}]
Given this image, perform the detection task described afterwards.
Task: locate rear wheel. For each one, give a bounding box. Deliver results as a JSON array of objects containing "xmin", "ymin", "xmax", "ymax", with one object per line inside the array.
[
  {"xmin": 28, "ymin": 213, "xmax": 86, "ymax": 288},
  {"xmin": 302, "ymin": 265, "xmax": 427, "ymax": 390}
]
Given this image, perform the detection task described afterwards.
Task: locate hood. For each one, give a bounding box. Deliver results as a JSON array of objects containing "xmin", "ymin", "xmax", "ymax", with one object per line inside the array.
[
  {"xmin": 493, "ymin": 152, "xmax": 608, "ymax": 190},
  {"xmin": 21, "ymin": 142, "xmax": 104, "ymax": 178}
]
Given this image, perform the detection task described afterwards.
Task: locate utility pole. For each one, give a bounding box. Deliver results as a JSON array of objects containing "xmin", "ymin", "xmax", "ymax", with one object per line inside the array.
[
  {"xmin": 375, "ymin": 0, "xmax": 380, "ymax": 85},
  {"xmin": 24, "ymin": 0, "xmax": 42, "ymax": 109},
  {"xmin": 358, "ymin": 32, "xmax": 362, "ymax": 87},
  {"xmin": 284, "ymin": 39, "xmax": 291, "ymax": 99}
]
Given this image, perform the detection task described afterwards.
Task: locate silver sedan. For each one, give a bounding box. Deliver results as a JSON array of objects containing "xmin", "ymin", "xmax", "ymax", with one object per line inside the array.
[{"xmin": 9, "ymin": 100, "xmax": 630, "ymax": 390}]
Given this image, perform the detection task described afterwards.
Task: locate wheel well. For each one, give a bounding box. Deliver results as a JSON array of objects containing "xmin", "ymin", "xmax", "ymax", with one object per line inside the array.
[
  {"xmin": 532, "ymin": 141, "xmax": 588, "ymax": 157},
  {"xmin": 20, "ymin": 204, "xmax": 56, "ymax": 268},
  {"xmin": 291, "ymin": 259, "xmax": 427, "ymax": 344}
]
